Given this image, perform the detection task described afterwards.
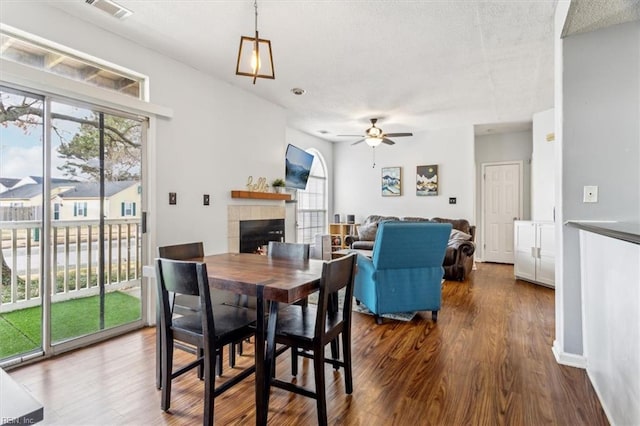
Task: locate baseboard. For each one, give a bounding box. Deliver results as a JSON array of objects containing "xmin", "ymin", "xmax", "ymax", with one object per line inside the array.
[{"xmin": 552, "ymin": 340, "xmax": 587, "ymax": 368}]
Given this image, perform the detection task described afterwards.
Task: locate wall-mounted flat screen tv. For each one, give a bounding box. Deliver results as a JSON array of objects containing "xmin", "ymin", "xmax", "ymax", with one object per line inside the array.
[{"xmin": 285, "ymin": 144, "xmax": 314, "ymax": 190}]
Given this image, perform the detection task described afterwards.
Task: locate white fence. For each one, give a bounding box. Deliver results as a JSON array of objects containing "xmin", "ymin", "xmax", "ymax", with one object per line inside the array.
[{"xmin": 0, "ymin": 218, "xmax": 141, "ymax": 313}]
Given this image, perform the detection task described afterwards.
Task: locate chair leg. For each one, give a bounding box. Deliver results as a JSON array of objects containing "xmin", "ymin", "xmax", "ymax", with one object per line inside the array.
[
  {"xmin": 216, "ymin": 347, "xmax": 223, "ymax": 376},
  {"xmin": 203, "ymin": 349, "xmax": 215, "ymax": 426},
  {"xmin": 291, "ymin": 347, "xmax": 299, "ymax": 376},
  {"xmin": 230, "ymin": 342, "xmax": 236, "ymax": 368},
  {"xmin": 160, "ymin": 339, "xmax": 173, "ymax": 411},
  {"xmin": 313, "ymin": 345, "xmax": 328, "ymax": 426},
  {"xmin": 198, "ymin": 347, "xmax": 204, "ymax": 380},
  {"xmin": 375, "ymin": 315, "xmax": 383, "ymax": 325},
  {"xmin": 330, "ymin": 339, "xmax": 340, "ymax": 370},
  {"xmin": 432, "ymin": 310, "xmax": 438, "ymax": 321},
  {"xmin": 341, "ymin": 331, "xmax": 353, "ymax": 394}
]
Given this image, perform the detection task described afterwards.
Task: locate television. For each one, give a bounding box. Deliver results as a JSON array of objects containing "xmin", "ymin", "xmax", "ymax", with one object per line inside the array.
[{"xmin": 285, "ymin": 144, "xmax": 314, "ymax": 190}]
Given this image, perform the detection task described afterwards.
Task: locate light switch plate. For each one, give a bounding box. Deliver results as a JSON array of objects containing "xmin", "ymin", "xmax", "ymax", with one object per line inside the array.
[
  {"xmin": 169, "ymin": 192, "xmax": 177, "ymax": 205},
  {"xmin": 203, "ymin": 194, "xmax": 210, "ymax": 206},
  {"xmin": 583, "ymin": 186, "xmax": 598, "ymax": 203}
]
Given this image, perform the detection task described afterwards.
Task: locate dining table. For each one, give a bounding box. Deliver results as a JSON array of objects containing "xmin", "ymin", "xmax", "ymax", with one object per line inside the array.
[{"xmin": 150, "ymin": 252, "xmax": 324, "ymax": 425}]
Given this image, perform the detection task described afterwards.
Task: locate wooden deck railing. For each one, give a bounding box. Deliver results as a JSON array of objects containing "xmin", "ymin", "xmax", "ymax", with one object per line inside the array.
[{"xmin": 0, "ymin": 219, "xmax": 141, "ymax": 313}]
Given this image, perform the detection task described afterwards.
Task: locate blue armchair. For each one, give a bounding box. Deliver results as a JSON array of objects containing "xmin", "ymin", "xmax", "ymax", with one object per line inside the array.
[{"xmin": 353, "ymin": 221, "xmax": 452, "ymax": 323}]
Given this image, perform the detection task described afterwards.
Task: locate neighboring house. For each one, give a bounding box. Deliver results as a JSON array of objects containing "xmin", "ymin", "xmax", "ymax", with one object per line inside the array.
[
  {"xmin": 56, "ymin": 181, "xmax": 140, "ymax": 220},
  {"xmin": 0, "ymin": 177, "xmax": 20, "ymax": 194},
  {"xmin": 0, "ymin": 179, "xmax": 140, "ymax": 221}
]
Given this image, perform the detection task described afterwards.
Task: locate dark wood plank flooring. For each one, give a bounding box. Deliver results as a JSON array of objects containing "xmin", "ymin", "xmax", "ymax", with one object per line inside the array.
[{"xmin": 8, "ymin": 263, "xmax": 609, "ymax": 425}]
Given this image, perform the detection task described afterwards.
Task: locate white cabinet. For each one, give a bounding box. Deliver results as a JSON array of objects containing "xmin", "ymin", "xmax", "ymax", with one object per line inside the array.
[{"xmin": 514, "ymin": 221, "xmax": 555, "ymax": 287}]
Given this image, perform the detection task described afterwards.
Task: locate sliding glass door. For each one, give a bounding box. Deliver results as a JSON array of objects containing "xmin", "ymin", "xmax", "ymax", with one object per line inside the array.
[
  {"xmin": 0, "ymin": 88, "xmax": 45, "ymax": 361},
  {"xmin": 0, "ymin": 85, "xmax": 146, "ymax": 364}
]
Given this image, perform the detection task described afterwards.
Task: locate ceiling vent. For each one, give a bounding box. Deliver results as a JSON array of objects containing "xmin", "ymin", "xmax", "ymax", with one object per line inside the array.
[{"xmin": 85, "ymin": 0, "xmax": 133, "ymax": 20}]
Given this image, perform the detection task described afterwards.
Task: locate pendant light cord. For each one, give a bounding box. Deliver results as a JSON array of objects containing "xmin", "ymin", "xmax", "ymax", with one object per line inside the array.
[{"xmin": 254, "ymin": 0, "xmax": 258, "ymax": 33}]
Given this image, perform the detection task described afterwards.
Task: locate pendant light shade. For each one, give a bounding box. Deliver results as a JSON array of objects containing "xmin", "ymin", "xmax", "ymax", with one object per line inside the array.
[{"xmin": 235, "ymin": 1, "xmax": 274, "ymax": 84}]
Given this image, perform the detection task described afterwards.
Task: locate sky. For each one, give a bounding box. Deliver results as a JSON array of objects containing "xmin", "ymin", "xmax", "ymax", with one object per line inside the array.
[{"xmin": 1, "ymin": 92, "xmax": 84, "ymax": 180}]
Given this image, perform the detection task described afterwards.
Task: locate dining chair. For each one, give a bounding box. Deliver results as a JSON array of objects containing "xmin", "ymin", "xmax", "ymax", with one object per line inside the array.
[
  {"xmin": 270, "ymin": 253, "xmax": 358, "ymax": 426},
  {"xmin": 155, "ymin": 258, "xmax": 256, "ymax": 426},
  {"xmin": 157, "ymin": 242, "xmax": 239, "ymax": 384},
  {"xmin": 231, "ymin": 241, "xmax": 312, "ymax": 360},
  {"xmin": 268, "ymin": 241, "xmax": 311, "ymax": 308}
]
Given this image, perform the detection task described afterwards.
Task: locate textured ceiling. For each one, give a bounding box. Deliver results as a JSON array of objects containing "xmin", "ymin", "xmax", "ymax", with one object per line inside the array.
[
  {"xmin": 563, "ymin": 0, "xmax": 640, "ymax": 37},
  {"xmin": 47, "ymin": 1, "xmax": 561, "ymax": 141}
]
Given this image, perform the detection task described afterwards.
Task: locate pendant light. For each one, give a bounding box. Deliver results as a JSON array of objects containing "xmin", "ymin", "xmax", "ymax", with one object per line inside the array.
[{"xmin": 235, "ymin": 0, "xmax": 275, "ymax": 84}]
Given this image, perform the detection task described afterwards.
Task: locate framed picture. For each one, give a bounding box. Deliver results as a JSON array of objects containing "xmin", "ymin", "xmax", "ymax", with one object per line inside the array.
[
  {"xmin": 381, "ymin": 166, "xmax": 402, "ymax": 196},
  {"xmin": 416, "ymin": 165, "xmax": 438, "ymax": 196}
]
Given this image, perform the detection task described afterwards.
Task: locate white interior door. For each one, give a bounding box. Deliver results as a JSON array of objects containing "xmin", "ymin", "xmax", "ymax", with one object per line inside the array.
[{"xmin": 483, "ymin": 162, "xmax": 522, "ymax": 264}]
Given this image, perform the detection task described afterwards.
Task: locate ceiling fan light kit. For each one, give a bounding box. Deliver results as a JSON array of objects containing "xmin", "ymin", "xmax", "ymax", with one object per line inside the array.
[
  {"xmin": 365, "ymin": 137, "xmax": 382, "ymax": 147},
  {"xmin": 235, "ymin": 0, "xmax": 275, "ymax": 84}
]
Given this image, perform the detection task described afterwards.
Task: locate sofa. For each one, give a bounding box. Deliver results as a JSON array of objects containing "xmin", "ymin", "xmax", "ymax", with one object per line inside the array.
[{"xmin": 344, "ymin": 215, "xmax": 476, "ymax": 281}]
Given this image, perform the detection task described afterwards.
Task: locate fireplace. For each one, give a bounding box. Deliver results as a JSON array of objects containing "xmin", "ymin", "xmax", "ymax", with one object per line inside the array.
[{"xmin": 239, "ymin": 219, "xmax": 285, "ymax": 253}]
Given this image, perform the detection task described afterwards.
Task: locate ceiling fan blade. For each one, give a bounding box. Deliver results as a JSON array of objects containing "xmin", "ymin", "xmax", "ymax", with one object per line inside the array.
[
  {"xmin": 384, "ymin": 132, "xmax": 413, "ymax": 137},
  {"xmin": 382, "ymin": 138, "xmax": 395, "ymax": 145},
  {"xmin": 351, "ymin": 138, "xmax": 366, "ymax": 145},
  {"xmin": 338, "ymin": 134, "xmax": 366, "ymax": 137}
]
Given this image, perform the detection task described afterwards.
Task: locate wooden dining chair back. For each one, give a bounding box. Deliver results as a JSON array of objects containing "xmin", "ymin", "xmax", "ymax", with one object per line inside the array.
[
  {"xmin": 268, "ymin": 241, "xmax": 311, "ymax": 308},
  {"xmin": 158, "ymin": 242, "xmax": 204, "ymax": 314},
  {"xmin": 155, "ymin": 258, "xmax": 256, "ymax": 426},
  {"xmin": 271, "ymin": 253, "xmax": 358, "ymax": 426},
  {"xmin": 267, "ymin": 241, "xmax": 310, "ymax": 260}
]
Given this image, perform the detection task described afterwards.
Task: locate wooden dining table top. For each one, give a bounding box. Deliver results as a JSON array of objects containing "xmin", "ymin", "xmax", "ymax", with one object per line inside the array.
[{"xmin": 197, "ymin": 253, "xmax": 325, "ymax": 304}]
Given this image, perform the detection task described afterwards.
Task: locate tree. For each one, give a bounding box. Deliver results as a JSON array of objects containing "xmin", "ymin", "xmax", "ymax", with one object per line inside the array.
[
  {"xmin": 1, "ymin": 93, "xmax": 142, "ymax": 181},
  {"xmin": 56, "ymin": 113, "xmax": 141, "ymax": 181}
]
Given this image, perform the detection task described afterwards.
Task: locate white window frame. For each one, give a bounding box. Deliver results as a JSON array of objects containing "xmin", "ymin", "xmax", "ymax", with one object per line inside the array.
[{"xmin": 296, "ymin": 149, "xmax": 328, "ymax": 244}]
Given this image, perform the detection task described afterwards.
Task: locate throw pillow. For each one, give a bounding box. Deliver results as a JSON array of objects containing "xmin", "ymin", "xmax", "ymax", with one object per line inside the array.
[
  {"xmin": 450, "ymin": 229, "xmax": 472, "ymax": 241},
  {"xmin": 357, "ymin": 223, "xmax": 378, "ymax": 241}
]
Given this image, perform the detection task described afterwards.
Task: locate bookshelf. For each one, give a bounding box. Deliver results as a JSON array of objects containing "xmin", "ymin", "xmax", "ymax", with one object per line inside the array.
[{"xmin": 329, "ymin": 223, "xmax": 358, "ymax": 250}]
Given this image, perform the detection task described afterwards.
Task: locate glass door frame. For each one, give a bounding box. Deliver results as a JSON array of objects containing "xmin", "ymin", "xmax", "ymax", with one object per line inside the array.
[{"xmin": 0, "ymin": 84, "xmax": 149, "ymax": 364}]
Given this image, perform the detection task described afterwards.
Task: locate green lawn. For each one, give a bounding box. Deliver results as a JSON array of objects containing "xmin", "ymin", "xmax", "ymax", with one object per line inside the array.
[{"xmin": 0, "ymin": 291, "xmax": 141, "ymax": 360}]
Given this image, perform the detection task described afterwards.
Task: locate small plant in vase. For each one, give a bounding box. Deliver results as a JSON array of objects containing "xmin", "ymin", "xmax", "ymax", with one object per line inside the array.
[{"xmin": 272, "ymin": 178, "xmax": 286, "ymax": 193}]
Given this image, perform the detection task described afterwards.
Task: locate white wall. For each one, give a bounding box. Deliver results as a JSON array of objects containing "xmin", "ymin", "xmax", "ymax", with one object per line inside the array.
[
  {"xmin": 333, "ymin": 126, "xmax": 475, "ymax": 224},
  {"xmin": 531, "ymin": 108, "xmax": 555, "ymax": 221},
  {"xmin": 560, "ymin": 20, "xmax": 640, "ymax": 358},
  {"xmin": 0, "ymin": 3, "xmax": 335, "ymax": 257},
  {"xmin": 474, "ymin": 130, "xmax": 533, "ymax": 260}
]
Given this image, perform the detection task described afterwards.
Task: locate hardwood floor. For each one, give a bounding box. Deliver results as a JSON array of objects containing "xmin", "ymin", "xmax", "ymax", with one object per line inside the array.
[{"xmin": 8, "ymin": 263, "xmax": 608, "ymax": 425}]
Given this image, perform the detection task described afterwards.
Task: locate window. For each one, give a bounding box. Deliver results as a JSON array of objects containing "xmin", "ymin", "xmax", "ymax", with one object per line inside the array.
[
  {"xmin": 121, "ymin": 201, "xmax": 136, "ymax": 217},
  {"xmin": 73, "ymin": 202, "xmax": 87, "ymax": 217},
  {"xmin": 0, "ymin": 29, "xmax": 145, "ymax": 99},
  {"xmin": 53, "ymin": 203, "xmax": 60, "ymax": 220},
  {"xmin": 296, "ymin": 149, "xmax": 327, "ymax": 244}
]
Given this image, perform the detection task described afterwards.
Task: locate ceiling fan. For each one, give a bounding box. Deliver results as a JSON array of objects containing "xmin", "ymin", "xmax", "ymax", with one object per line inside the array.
[{"xmin": 338, "ymin": 118, "xmax": 413, "ymax": 147}]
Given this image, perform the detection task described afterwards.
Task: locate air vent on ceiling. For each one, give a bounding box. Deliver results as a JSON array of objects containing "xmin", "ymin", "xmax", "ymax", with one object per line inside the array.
[{"xmin": 85, "ymin": 0, "xmax": 133, "ymax": 20}]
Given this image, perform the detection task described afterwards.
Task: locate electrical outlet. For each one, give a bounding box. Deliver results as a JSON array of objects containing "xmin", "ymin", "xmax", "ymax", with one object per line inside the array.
[
  {"xmin": 203, "ymin": 194, "xmax": 210, "ymax": 206},
  {"xmin": 169, "ymin": 192, "xmax": 177, "ymax": 205},
  {"xmin": 583, "ymin": 186, "xmax": 598, "ymax": 203},
  {"xmin": 449, "ymin": 197, "xmax": 457, "ymax": 205}
]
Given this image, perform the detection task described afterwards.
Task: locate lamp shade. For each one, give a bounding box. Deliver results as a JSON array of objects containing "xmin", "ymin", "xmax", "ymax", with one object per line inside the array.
[{"xmin": 236, "ymin": 34, "xmax": 275, "ymax": 82}]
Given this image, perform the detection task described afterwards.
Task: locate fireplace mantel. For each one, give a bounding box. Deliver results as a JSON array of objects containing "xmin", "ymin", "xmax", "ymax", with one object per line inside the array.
[{"xmin": 231, "ymin": 190, "xmax": 291, "ymax": 201}]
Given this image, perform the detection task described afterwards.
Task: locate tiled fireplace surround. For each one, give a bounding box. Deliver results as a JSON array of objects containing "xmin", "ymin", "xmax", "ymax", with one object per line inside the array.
[{"xmin": 227, "ymin": 205, "xmax": 285, "ymax": 253}]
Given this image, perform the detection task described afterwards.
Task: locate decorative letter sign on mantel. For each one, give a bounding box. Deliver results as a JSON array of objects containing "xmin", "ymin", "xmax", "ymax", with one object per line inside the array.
[{"xmin": 246, "ymin": 176, "xmax": 270, "ymax": 192}]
